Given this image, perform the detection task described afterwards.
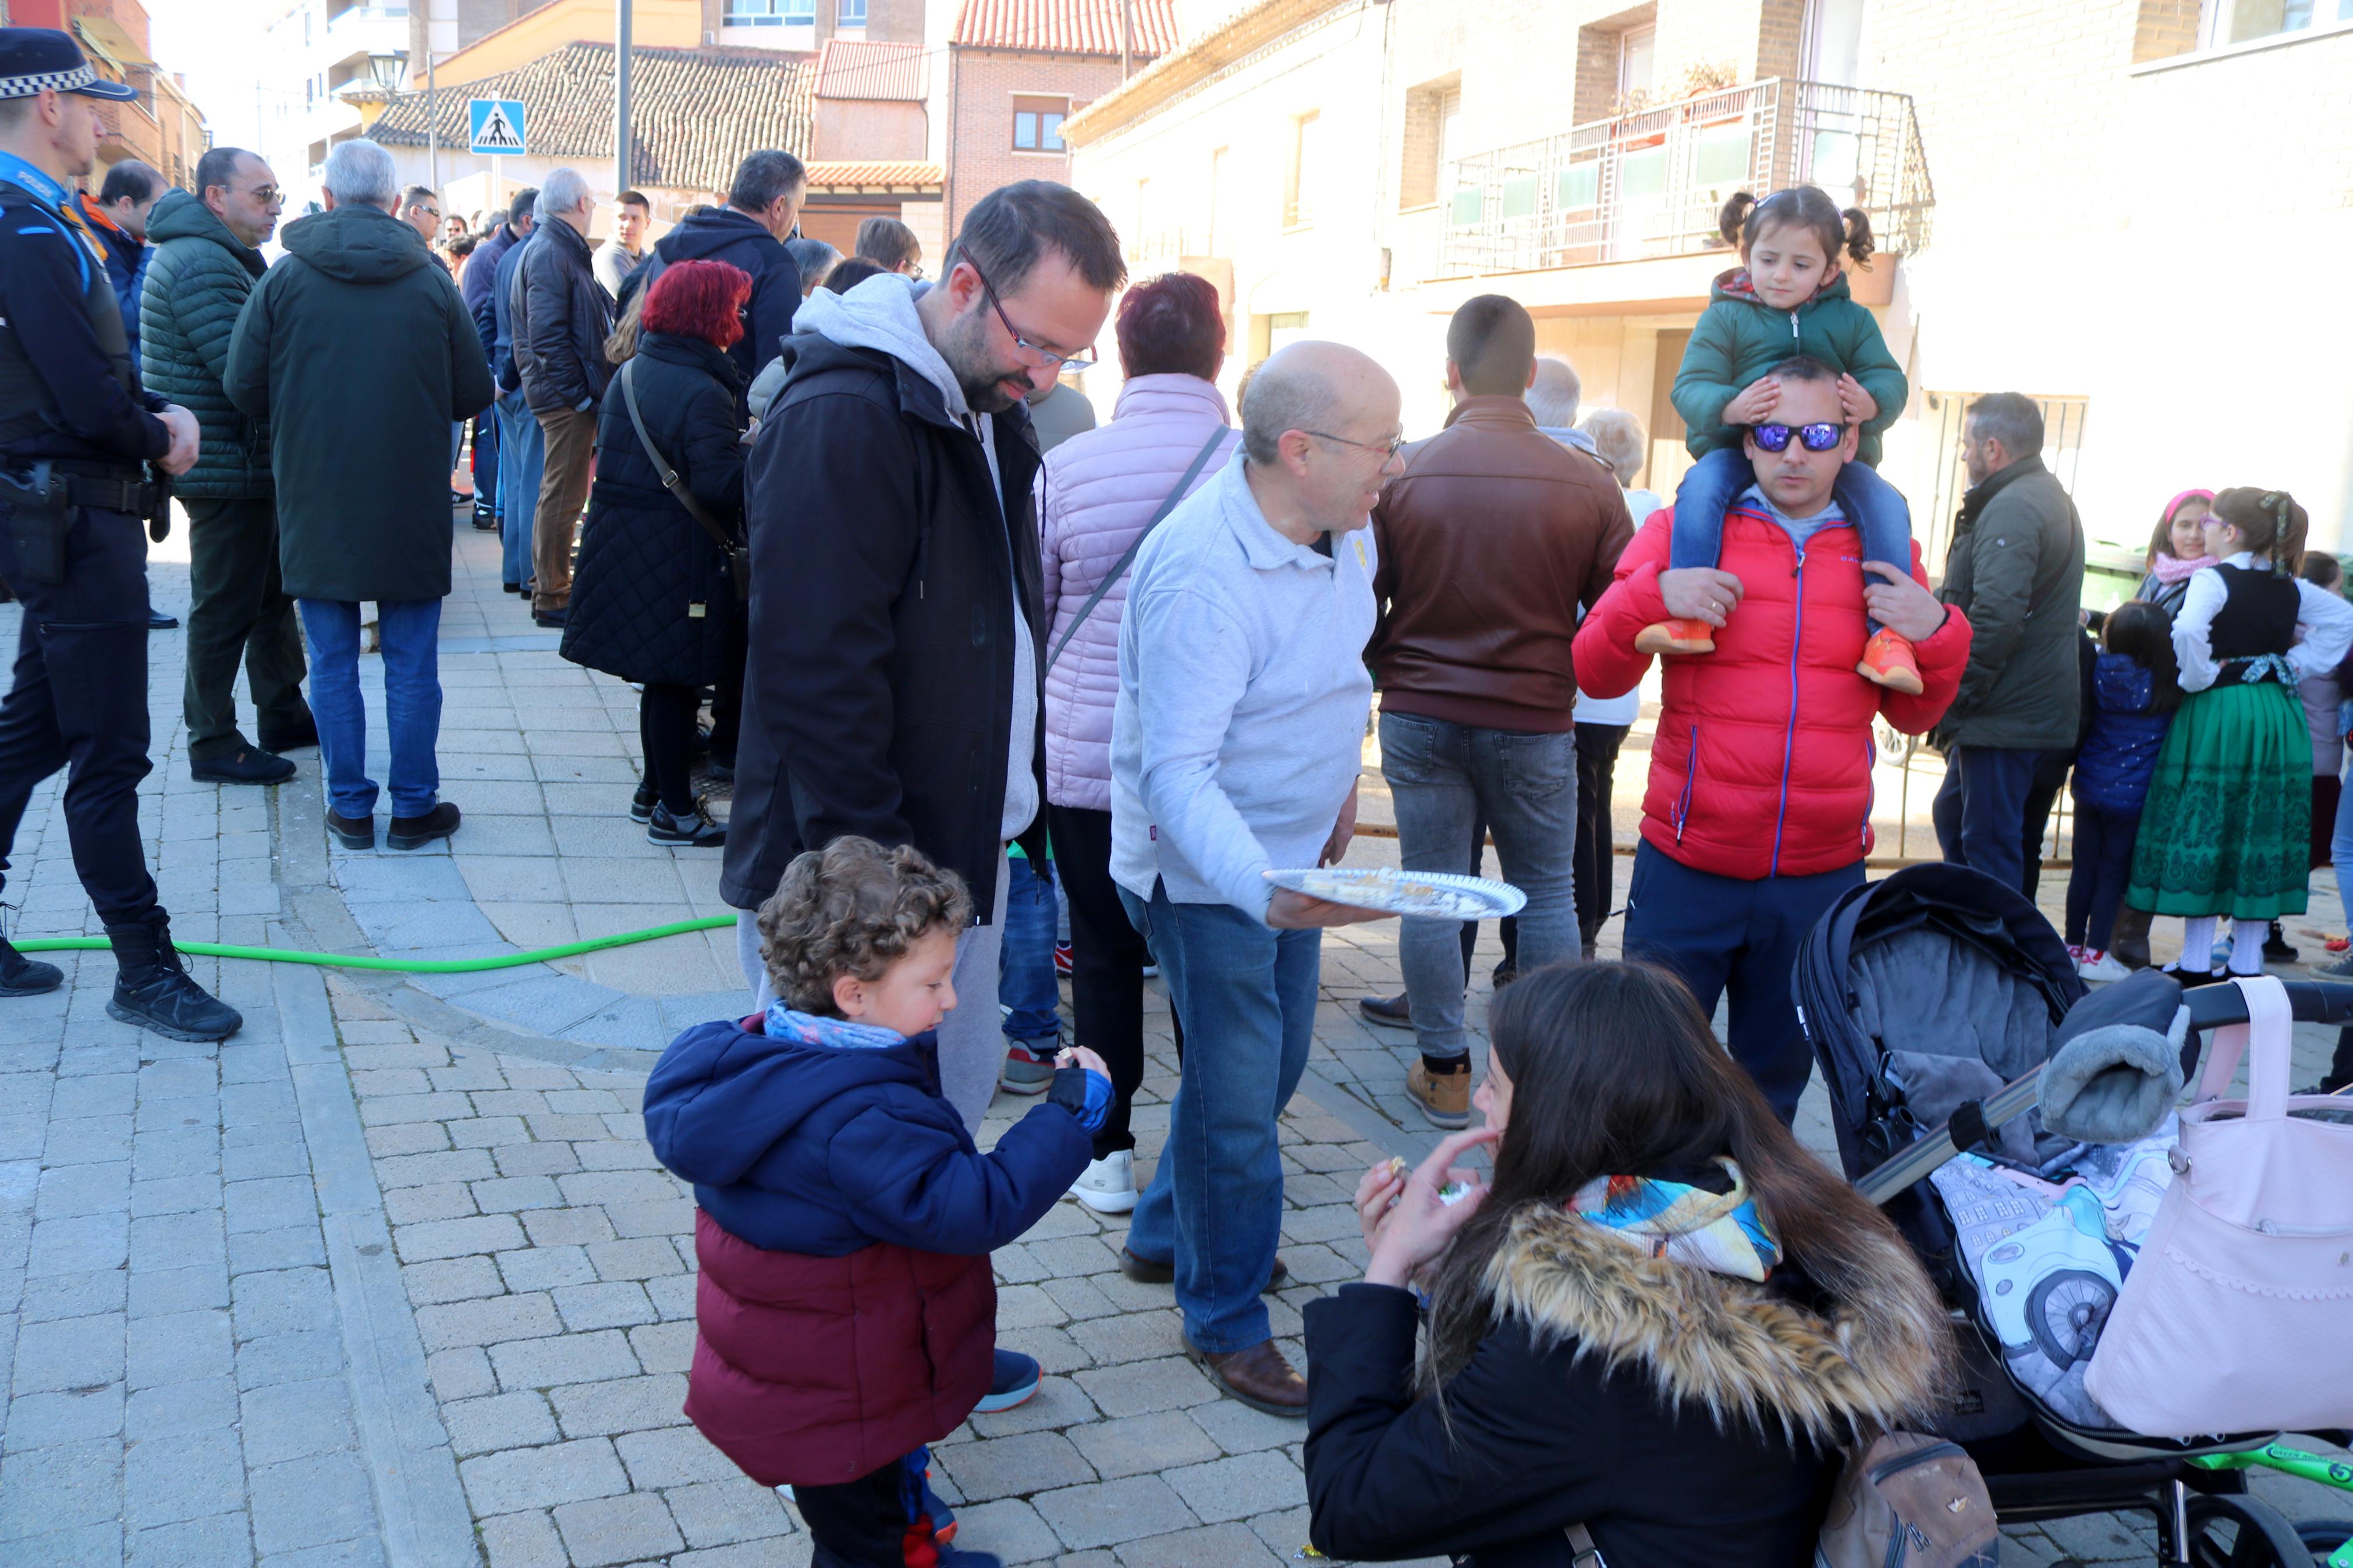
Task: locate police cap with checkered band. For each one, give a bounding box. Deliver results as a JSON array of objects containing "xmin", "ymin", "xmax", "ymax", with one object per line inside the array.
[{"xmin": 0, "ymin": 29, "xmax": 141, "ymax": 101}]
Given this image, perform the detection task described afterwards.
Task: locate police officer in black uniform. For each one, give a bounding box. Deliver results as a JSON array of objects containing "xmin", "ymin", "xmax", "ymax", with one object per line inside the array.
[{"xmin": 0, "ymin": 29, "xmax": 238, "ymax": 1040}]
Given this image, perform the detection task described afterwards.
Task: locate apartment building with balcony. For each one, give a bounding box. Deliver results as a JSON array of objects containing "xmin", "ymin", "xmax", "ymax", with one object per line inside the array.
[
  {"xmin": 260, "ymin": 0, "xmax": 415, "ymax": 197},
  {"xmin": 1067, "ymin": 0, "xmax": 2353, "ymax": 558}
]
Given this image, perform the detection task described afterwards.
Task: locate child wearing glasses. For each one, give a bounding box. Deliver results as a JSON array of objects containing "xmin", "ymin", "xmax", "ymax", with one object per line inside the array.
[{"xmin": 1642, "ymin": 187, "xmax": 1917, "ymax": 692}]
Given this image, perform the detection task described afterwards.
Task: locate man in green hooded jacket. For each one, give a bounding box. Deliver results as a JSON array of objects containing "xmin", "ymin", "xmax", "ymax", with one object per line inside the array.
[
  {"xmin": 226, "ymin": 138, "xmax": 495, "ymax": 853},
  {"xmin": 141, "ymin": 145, "xmax": 311, "ymax": 784}
]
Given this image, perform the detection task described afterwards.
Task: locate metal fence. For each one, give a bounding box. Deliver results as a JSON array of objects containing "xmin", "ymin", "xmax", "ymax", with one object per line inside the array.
[{"xmin": 1432, "ymin": 78, "xmax": 1933, "ymax": 279}]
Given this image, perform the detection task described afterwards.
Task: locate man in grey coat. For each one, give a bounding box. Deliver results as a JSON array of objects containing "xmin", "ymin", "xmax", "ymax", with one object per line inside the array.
[{"xmin": 1932, "ymin": 392, "xmax": 2085, "ymax": 892}]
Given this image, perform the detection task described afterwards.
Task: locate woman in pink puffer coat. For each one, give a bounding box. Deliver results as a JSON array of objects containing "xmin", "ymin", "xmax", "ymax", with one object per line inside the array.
[{"xmin": 1035, "ymin": 272, "xmax": 1240, "ymax": 1214}]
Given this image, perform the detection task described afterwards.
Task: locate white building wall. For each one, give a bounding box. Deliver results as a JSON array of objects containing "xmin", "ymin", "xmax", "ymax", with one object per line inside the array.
[{"xmin": 261, "ymin": 0, "xmax": 416, "ymax": 210}]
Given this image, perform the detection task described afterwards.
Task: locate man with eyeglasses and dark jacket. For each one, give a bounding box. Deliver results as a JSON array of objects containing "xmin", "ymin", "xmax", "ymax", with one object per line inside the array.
[{"xmin": 722, "ymin": 181, "xmax": 1123, "ymax": 1143}]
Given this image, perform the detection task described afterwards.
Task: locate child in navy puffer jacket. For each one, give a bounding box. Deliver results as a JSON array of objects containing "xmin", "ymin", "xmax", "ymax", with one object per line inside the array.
[
  {"xmin": 2065, "ymin": 601, "xmax": 2181, "ymax": 980},
  {"xmin": 644, "ymin": 837, "xmax": 1109, "ymax": 1568}
]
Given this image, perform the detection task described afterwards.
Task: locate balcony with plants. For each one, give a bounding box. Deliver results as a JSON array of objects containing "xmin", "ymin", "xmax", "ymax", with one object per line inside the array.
[{"xmin": 1429, "ymin": 76, "xmax": 1933, "ymax": 282}]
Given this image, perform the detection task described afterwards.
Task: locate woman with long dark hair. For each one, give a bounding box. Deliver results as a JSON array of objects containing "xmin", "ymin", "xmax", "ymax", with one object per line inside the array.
[
  {"xmin": 560, "ymin": 258, "xmax": 752, "ymax": 846},
  {"xmin": 1303, "ymin": 962, "xmax": 1952, "ymax": 1566}
]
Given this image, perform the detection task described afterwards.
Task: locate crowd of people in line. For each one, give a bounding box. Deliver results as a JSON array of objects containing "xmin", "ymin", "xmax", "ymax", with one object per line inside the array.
[{"xmin": 0, "ymin": 23, "xmax": 2346, "ymax": 1557}]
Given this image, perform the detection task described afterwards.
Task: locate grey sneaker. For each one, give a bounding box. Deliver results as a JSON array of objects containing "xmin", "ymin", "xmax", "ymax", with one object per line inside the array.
[{"xmin": 1000, "ymin": 1040, "xmax": 1057, "ymax": 1094}]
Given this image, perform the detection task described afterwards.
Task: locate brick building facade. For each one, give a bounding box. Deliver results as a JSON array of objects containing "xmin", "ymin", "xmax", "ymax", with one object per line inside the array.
[
  {"xmin": 10, "ymin": 0, "xmax": 211, "ymax": 191},
  {"xmin": 932, "ymin": 1, "xmax": 1180, "ymax": 236}
]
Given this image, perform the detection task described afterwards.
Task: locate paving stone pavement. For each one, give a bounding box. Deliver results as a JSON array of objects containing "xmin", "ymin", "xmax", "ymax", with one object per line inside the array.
[{"xmin": 3, "ymin": 524, "xmax": 2349, "ymax": 1566}]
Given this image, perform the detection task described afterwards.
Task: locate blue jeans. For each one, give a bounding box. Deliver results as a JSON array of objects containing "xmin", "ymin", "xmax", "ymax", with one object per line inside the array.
[
  {"xmin": 1121, "ymin": 880, "xmax": 1320, "ymax": 1353},
  {"xmin": 1623, "ymin": 841, "xmax": 1863, "ymax": 1123},
  {"xmin": 999, "ymin": 854, "xmax": 1063, "ymax": 1047},
  {"xmin": 298, "ymin": 598, "xmax": 443, "ymax": 821},
  {"xmin": 495, "ymin": 389, "xmax": 541, "ymax": 590},
  {"xmin": 1670, "ymin": 447, "xmax": 1912, "ymax": 629},
  {"xmin": 1379, "ymin": 710, "xmax": 1578, "ymax": 1059},
  {"xmin": 472, "ymin": 407, "xmax": 499, "ymax": 519},
  {"xmin": 1933, "ymin": 746, "xmax": 2043, "ymax": 897},
  {"xmin": 2333, "ymin": 774, "xmax": 2353, "ymax": 931}
]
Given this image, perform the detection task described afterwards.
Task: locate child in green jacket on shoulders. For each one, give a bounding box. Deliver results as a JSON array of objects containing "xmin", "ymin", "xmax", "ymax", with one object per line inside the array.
[{"xmin": 1640, "ymin": 186, "xmax": 1921, "ymax": 694}]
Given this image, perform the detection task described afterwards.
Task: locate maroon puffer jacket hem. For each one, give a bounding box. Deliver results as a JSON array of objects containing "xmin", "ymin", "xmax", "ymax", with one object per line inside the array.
[{"xmin": 683, "ymin": 1209, "xmax": 996, "ymax": 1487}]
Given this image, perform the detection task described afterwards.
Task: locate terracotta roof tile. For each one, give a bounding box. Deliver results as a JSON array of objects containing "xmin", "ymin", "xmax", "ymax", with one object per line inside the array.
[
  {"xmin": 952, "ymin": 0, "xmax": 1179, "ymax": 56},
  {"xmin": 367, "ymin": 42, "xmax": 814, "ymax": 195},
  {"xmin": 814, "ymin": 39, "xmax": 927, "ymax": 101},
  {"xmin": 804, "ymin": 159, "xmax": 943, "ymax": 189}
]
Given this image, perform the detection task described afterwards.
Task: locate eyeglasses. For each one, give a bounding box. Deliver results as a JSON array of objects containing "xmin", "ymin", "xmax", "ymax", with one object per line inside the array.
[
  {"xmin": 244, "ymin": 186, "xmax": 281, "ymax": 204},
  {"xmin": 1751, "ymin": 421, "xmax": 1848, "ymax": 453},
  {"xmin": 1303, "ymin": 429, "xmax": 1407, "ymax": 461},
  {"xmin": 960, "ymin": 254, "xmax": 1096, "ymax": 372}
]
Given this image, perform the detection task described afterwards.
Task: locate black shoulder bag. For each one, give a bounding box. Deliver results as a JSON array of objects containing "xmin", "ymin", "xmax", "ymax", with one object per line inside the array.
[{"xmin": 617, "ymin": 357, "xmax": 750, "ymax": 602}]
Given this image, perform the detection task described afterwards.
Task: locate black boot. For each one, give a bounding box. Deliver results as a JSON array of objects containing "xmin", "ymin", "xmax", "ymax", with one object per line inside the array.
[
  {"xmin": 104, "ymin": 913, "xmax": 242, "ymax": 1041},
  {"xmin": 1, "ymin": 934, "xmax": 63, "ymax": 996}
]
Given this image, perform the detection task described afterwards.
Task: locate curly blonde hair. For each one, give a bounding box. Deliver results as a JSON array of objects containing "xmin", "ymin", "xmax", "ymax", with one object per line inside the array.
[{"xmin": 755, "ymin": 837, "xmax": 971, "ymax": 1015}]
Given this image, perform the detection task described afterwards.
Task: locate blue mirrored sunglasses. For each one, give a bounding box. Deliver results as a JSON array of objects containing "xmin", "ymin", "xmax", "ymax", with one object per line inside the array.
[{"xmin": 1751, "ymin": 421, "xmax": 1847, "ymax": 453}]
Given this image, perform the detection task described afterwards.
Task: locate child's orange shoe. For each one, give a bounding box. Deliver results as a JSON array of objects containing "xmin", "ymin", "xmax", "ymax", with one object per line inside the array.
[
  {"xmin": 1634, "ymin": 617, "xmax": 1717, "ymax": 656},
  {"xmin": 1857, "ymin": 627, "xmax": 1924, "ymax": 695}
]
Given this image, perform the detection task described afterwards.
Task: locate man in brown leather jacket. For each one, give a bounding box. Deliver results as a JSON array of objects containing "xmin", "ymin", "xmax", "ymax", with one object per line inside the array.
[{"xmin": 1365, "ymin": 296, "xmax": 1633, "ymax": 1126}]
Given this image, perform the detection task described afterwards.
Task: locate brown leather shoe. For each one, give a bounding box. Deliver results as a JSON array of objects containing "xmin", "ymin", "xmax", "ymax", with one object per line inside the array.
[
  {"xmin": 1186, "ymin": 1336, "xmax": 1307, "ymax": 1417},
  {"xmin": 1119, "ymin": 1248, "xmax": 1290, "ymax": 1293}
]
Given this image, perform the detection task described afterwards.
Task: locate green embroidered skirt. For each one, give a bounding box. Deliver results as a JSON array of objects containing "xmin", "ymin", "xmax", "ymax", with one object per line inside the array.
[{"xmin": 2125, "ymin": 680, "xmax": 2312, "ymax": 919}]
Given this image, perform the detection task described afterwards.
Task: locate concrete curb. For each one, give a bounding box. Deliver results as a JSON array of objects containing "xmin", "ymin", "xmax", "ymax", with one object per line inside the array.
[{"xmin": 275, "ymin": 954, "xmax": 480, "ymax": 1568}]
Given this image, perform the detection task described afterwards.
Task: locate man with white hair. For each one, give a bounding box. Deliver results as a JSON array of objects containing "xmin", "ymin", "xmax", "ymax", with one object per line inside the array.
[
  {"xmin": 1110, "ymin": 339, "xmax": 1400, "ymax": 1415},
  {"xmin": 227, "ymin": 136, "xmax": 495, "ymax": 854},
  {"xmin": 509, "ymin": 165, "xmax": 609, "ymax": 626},
  {"xmin": 1524, "ymin": 354, "xmax": 1595, "ymax": 453}
]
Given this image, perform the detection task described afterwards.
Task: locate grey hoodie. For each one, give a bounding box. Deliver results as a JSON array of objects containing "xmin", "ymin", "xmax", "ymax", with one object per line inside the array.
[{"xmin": 763, "ymin": 275, "xmax": 1042, "ymax": 844}]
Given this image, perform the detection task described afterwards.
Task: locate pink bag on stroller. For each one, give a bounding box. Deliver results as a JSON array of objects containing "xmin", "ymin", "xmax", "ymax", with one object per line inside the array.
[{"xmin": 2085, "ymin": 975, "xmax": 2353, "ymax": 1438}]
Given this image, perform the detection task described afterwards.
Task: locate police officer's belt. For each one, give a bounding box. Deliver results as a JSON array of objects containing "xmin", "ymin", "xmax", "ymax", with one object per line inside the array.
[{"xmin": 47, "ymin": 457, "xmax": 156, "ymax": 515}]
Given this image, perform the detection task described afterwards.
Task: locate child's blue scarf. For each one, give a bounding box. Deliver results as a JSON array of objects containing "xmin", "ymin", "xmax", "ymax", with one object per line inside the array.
[{"xmin": 761, "ymin": 1002, "xmax": 906, "ymax": 1051}]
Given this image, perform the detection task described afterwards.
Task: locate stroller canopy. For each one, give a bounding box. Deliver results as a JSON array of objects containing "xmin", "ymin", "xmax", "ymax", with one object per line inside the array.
[{"xmin": 1797, "ymin": 863, "xmax": 2086, "ymax": 1182}]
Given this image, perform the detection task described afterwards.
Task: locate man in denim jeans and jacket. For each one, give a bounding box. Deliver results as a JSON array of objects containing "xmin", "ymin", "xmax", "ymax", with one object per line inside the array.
[
  {"xmin": 1110, "ymin": 341, "xmax": 1400, "ymax": 1416},
  {"xmin": 1366, "ymin": 296, "xmax": 1633, "ymax": 1127}
]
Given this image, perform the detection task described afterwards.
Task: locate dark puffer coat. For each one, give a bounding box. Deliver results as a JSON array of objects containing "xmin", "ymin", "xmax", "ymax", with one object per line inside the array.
[
  {"xmin": 560, "ymin": 332, "xmax": 746, "ymax": 687},
  {"xmin": 138, "ymin": 189, "xmax": 269, "ymax": 500},
  {"xmin": 2071, "ymin": 652, "xmax": 2172, "ymax": 815},
  {"xmin": 643, "ymin": 1011, "xmax": 1091, "ymax": 1487}
]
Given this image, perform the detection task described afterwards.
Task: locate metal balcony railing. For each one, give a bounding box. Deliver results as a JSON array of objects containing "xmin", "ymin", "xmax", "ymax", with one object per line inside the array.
[{"xmin": 1433, "ymin": 78, "xmax": 1933, "ymax": 279}]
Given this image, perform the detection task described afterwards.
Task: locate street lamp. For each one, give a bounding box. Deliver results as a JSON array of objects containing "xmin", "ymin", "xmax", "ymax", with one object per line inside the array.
[{"xmin": 367, "ymin": 49, "xmax": 407, "ymax": 91}]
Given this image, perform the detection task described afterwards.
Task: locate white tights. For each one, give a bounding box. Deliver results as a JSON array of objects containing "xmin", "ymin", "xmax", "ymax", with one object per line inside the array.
[{"xmin": 2180, "ymin": 916, "xmax": 2269, "ymax": 976}]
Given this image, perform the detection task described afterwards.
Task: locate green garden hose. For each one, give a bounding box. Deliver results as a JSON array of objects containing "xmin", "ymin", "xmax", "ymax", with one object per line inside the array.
[{"xmin": 15, "ymin": 913, "xmax": 736, "ymax": 973}]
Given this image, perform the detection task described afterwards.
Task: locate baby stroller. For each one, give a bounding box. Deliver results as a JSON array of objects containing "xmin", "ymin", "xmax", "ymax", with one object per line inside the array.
[{"xmin": 1795, "ymin": 863, "xmax": 2353, "ymax": 1565}]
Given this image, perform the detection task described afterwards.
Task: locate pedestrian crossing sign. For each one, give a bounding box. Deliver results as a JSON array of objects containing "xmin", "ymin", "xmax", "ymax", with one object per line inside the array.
[{"xmin": 469, "ymin": 98, "xmax": 527, "ymax": 157}]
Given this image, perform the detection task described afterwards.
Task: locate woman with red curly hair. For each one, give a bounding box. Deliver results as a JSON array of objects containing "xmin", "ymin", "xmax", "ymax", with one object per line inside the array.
[{"xmin": 561, "ymin": 258, "xmax": 753, "ymax": 847}]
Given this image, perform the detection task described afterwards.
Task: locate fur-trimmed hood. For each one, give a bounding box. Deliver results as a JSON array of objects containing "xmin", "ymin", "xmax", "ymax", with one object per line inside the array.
[{"xmin": 1484, "ymin": 1203, "xmax": 1950, "ymax": 1448}]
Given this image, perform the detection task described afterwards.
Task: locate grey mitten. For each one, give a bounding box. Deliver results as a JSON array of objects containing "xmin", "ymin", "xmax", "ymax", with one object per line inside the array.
[{"xmin": 2039, "ymin": 1006, "xmax": 2188, "ymax": 1145}]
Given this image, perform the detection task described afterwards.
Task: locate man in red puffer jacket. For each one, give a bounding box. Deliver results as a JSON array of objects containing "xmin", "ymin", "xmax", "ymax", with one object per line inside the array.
[{"xmin": 1573, "ymin": 356, "xmax": 1972, "ymax": 1121}]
